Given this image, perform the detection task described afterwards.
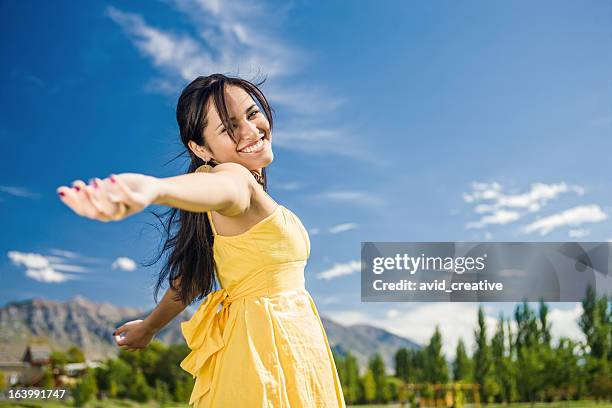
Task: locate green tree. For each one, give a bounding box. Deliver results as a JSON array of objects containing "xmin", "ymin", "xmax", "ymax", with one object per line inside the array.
[
  {"xmin": 361, "ymin": 369, "xmax": 376, "ymax": 403},
  {"xmin": 424, "ymin": 326, "xmax": 448, "ymax": 383},
  {"xmin": 412, "ymin": 348, "xmax": 426, "ymax": 383},
  {"xmin": 154, "ymin": 344, "xmax": 193, "ymax": 401},
  {"xmin": 109, "ymin": 378, "xmax": 118, "ymax": 399},
  {"xmin": 93, "ymin": 363, "xmax": 110, "ymax": 396},
  {"xmin": 128, "ymin": 368, "xmax": 153, "ymax": 403},
  {"xmin": 66, "ymin": 346, "xmax": 86, "ymax": 363},
  {"xmin": 341, "ymin": 352, "xmax": 361, "ymax": 404},
  {"xmin": 72, "ymin": 368, "xmax": 98, "ymax": 407},
  {"xmin": 424, "ymin": 326, "xmax": 448, "ymax": 402},
  {"xmin": 514, "ymin": 301, "xmax": 545, "ymax": 402},
  {"xmin": 514, "ymin": 300, "xmax": 538, "ymax": 352},
  {"xmin": 538, "ymin": 299, "xmax": 552, "ymax": 346},
  {"xmin": 39, "ymin": 366, "xmax": 54, "ymax": 388},
  {"xmin": 369, "ymin": 353, "xmax": 391, "ymax": 403},
  {"xmin": 473, "ymin": 306, "xmax": 494, "ymax": 402},
  {"xmin": 155, "ymin": 378, "xmax": 170, "ymax": 407},
  {"xmin": 174, "ymin": 376, "xmax": 193, "ymax": 402},
  {"xmin": 579, "ymin": 286, "xmax": 610, "ymax": 360},
  {"xmin": 453, "ymin": 338, "xmax": 472, "ymax": 382},
  {"xmin": 395, "ymin": 348, "xmax": 409, "ymax": 380},
  {"xmin": 544, "ymin": 338, "xmax": 582, "ymax": 400},
  {"xmin": 396, "ymin": 347, "xmax": 423, "ymax": 383},
  {"xmin": 491, "ymin": 314, "xmax": 515, "ymax": 403},
  {"xmin": 49, "ymin": 351, "xmax": 68, "ymax": 372},
  {"xmin": 106, "ymin": 358, "xmax": 133, "ymax": 398},
  {"xmin": 0, "ymin": 370, "xmax": 5, "ymax": 390}
]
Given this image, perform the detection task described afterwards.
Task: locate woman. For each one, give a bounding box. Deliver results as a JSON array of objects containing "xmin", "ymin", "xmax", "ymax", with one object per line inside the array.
[{"xmin": 56, "ymin": 74, "xmax": 346, "ymax": 407}]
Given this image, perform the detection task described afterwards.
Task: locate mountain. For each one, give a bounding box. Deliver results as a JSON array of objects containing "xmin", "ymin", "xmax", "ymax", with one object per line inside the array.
[
  {"xmin": 0, "ymin": 295, "xmax": 188, "ymax": 363},
  {"xmin": 0, "ymin": 296, "xmax": 420, "ymax": 374},
  {"xmin": 322, "ymin": 317, "xmax": 421, "ymax": 374}
]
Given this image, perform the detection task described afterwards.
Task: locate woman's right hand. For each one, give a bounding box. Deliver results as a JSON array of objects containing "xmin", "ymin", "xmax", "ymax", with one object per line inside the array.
[
  {"xmin": 56, "ymin": 173, "xmax": 163, "ymax": 222},
  {"xmin": 113, "ymin": 319, "xmax": 156, "ymax": 352}
]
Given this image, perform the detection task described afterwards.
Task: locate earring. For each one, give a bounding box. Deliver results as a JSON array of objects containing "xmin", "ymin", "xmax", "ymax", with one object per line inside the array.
[{"xmin": 195, "ymin": 159, "xmax": 215, "ymax": 173}]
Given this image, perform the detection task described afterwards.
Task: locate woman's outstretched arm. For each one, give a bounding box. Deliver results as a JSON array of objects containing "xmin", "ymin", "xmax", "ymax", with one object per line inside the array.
[
  {"xmin": 141, "ymin": 276, "xmax": 194, "ymax": 334},
  {"xmin": 57, "ymin": 162, "xmax": 255, "ymax": 223},
  {"xmin": 114, "ymin": 277, "xmax": 194, "ymax": 352},
  {"xmin": 154, "ymin": 162, "xmax": 255, "ymax": 216}
]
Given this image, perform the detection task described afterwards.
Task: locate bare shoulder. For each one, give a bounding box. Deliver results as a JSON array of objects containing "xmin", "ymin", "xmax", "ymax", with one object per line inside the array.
[
  {"xmin": 210, "ymin": 162, "xmax": 256, "ymax": 192},
  {"xmin": 207, "ymin": 164, "xmax": 278, "ymax": 234},
  {"xmin": 209, "ymin": 162, "xmax": 258, "ymax": 217},
  {"xmin": 211, "ymin": 162, "xmax": 254, "ymax": 180}
]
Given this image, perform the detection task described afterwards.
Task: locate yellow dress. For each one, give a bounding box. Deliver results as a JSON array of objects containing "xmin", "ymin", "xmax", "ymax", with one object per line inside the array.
[{"xmin": 179, "ymin": 203, "xmax": 346, "ymax": 407}]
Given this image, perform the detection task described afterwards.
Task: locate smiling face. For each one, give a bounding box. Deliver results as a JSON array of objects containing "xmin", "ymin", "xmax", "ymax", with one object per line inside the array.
[{"xmin": 189, "ymin": 84, "xmax": 274, "ymax": 174}]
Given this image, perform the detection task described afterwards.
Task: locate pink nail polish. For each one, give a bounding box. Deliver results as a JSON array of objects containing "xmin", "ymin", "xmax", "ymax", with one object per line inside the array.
[
  {"xmin": 110, "ymin": 176, "xmax": 116, "ymax": 183},
  {"xmin": 58, "ymin": 191, "xmax": 65, "ymax": 197},
  {"xmin": 93, "ymin": 180, "xmax": 98, "ymax": 188},
  {"xmin": 74, "ymin": 186, "xmax": 81, "ymax": 192}
]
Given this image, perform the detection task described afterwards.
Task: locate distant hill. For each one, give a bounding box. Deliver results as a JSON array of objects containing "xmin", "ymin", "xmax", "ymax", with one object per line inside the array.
[
  {"xmin": 322, "ymin": 317, "xmax": 421, "ymax": 374},
  {"xmin": 0, "ymin": 296, "xmax": 420, "ymax": 374}
]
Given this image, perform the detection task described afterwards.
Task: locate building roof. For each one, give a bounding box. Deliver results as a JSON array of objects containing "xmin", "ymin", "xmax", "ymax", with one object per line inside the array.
[{"xmin": 22, "ymin": 344, "xmax": 52, "ymax": 363}]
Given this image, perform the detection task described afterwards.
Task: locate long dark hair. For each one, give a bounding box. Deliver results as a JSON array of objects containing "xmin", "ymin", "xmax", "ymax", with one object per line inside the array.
[{"xmin": 144, "ymin": 74, "xmax": 275, "ymax": 306}]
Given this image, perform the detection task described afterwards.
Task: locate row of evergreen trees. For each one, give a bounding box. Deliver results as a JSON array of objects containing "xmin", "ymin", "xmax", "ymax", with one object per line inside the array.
[{"xmin": 334, "ymin": 287, "xmax": 611, "ymax": 405}]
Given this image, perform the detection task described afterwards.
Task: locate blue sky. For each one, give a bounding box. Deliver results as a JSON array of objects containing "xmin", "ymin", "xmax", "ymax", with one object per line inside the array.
[{"xmin": 1, "ymin": 0, "xmax": 611, "ymax": 356}]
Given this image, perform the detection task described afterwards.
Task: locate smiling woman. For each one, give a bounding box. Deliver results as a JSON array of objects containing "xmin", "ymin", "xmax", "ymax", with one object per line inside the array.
[{"xmin": 57, "ymin": 73, "xmax": 346, "ymax": 407}]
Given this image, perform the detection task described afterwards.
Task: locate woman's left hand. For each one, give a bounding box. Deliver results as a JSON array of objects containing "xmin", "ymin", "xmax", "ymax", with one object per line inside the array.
[{"xmin": 56, "ymin": 173, "xmax": 162, "ymax": 222}]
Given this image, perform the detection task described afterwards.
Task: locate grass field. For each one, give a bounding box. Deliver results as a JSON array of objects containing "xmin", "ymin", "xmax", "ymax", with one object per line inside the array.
[{"xmin": 0, "ymin": 399, "xmax": 610, "ymax": 408}]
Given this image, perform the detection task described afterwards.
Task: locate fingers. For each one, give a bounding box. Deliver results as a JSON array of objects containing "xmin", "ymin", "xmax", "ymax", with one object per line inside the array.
[
  {"xmin": 114, "ymin": 324, "xmax": 126, "ymax": 336},
  {"xmin": 81, "ymin": 182, "xmax": 115, "ymax": 223},
  {"xmin": 57, "ymin": 176, "xmax": 129, "ymax": 222},
  {"xmin": 119, "ymin": 343, "xmax": 138, "ymax": 352},
  {"xmin": 57, "ymin": 180, "xmax": 98, "ymax": 219},
  {"xmin": 108, "ymin": 174, "xmax": 139, "ymax": 208},
  {"xmin": 116, "ymin": 335, "xmax": 137, "ymax": 351},
  {"xmin": 87, "ymin": 177, "xmax": 117, "ymax": 220},
  {"xmin": 117, "ymin": 338, "xmax": 139, "ymax": 352}
]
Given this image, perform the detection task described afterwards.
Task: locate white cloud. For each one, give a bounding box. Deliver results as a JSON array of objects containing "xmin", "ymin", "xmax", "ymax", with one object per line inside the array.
[
  {"xmin": 568, "ymin": 228, "xmax": 591, "ymax": 239},
  {"xmin": 466, "ymin": 209, "xmax": 521, "ymax": 230},
  {"xmin": 308, "ymin": 227, "xmax": 320, "ymax": 236},
  {"xmin": 49, "ymin": 249, "xmax": 80, "ymax": 258},
  {"xmin": 316, "ymin": 260, "xmax": 361, "ymax": 280},
  {"xmin": 311, "ymin": 191, "xmax": 384, "ymax": 207},
  {"xmin": 274, "ymin": 181, "xmax": 302, "ymax": 191},
  {"xmin": 105, "ymin": 3, "xmax": 364, "ymax": 158},
  {"xmin": 463, "ymin": 181, "xmax": 597, "ymax": 234},
  {"xmin": 106, "ymin": 3, "xmax": 328, "ymax": 111},
  {"xmin": 112, "ymin": 257, "xmax": 138, "ymax": 272},
  {"xmin": 320, "ymin": 296, "xmax": 340, "ymax": 305},
  {"xmin": 25, "ymin": 268, "xmax": 73, "ymax": 283},
  {"xmin": 463, "ymin": 182, "xmax": 583, "ymax": 211},
  {"xmin": 0, "ymin": 185, "xmax": 39, "ymax": 199},
  {"xmin": 7, "ymin": 251, "xmax": 83, "ymax": 283},
  {"xmin": 50, "ymin": 263, "xmax": 88, "ymax": 273},
  {"xmin": 548, "ymin": 304, "xmax": 585, "ymax": 344},
  {"xmin": 325, "ymin": 310, "xmax": 371, "ymax": 326},
  {"xmin": 387, "ymin": 309, "xmax": 400, "ymax": 319},
  {"xmin": 523, "ymin": 204, "xmax": 607, "ymax": 236},
  {"xmin": 328, "ymin": 223, "xmax": 358, "ymax": 234}
]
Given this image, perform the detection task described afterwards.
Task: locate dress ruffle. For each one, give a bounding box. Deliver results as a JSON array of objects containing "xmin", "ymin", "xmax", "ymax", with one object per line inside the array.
[{"xmin": 180, "ymin": 288, "xmax": 231, "ymax": 406}]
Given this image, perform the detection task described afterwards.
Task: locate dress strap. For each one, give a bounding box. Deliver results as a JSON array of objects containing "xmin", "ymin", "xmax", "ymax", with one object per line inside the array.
[{"xmin": 206, "ymin": 211, "xmax": 217, "ymax": 236}]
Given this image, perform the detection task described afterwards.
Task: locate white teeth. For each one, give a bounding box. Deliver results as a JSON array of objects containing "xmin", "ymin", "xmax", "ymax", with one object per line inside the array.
[{"xmin": 240, "ymin": 137, "xmax": 265, "ymax": 153}]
